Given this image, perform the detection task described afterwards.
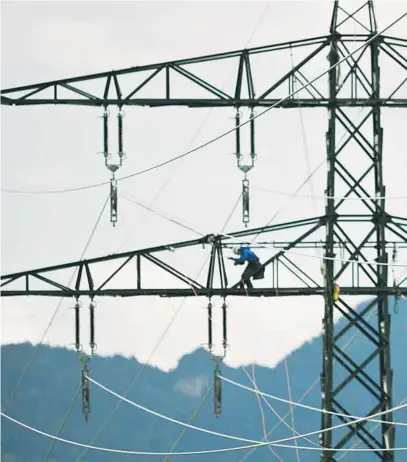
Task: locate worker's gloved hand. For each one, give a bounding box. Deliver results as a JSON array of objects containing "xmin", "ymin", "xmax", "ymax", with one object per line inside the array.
[{"xmin": 227, "ymin": 257, "xmax": 234, "ymax": 260}]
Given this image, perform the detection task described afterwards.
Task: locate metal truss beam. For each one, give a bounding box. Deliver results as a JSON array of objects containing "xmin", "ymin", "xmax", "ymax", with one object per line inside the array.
[
  {"xmin": 1, "ymin": 288, "xmax": 405, "ymax": 298},
  {"xmin": 1, "ymin": 35, "xmax": 406, "ymax": 107},
  {"xmin": 1, "ymin": 215, "xmax": 406, "ymax": 299}
]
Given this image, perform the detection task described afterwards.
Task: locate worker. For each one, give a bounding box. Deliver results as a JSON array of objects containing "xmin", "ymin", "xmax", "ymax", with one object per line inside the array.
[{"xmin": 228, "ymin": 247, "xmax": 264, "ymax": 289}]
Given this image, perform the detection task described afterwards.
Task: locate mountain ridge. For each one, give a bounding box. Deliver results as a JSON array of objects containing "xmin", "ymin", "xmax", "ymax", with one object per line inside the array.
[{"xmin": 2, "ymin": 298, "xmax": 406, "ymax": 462}]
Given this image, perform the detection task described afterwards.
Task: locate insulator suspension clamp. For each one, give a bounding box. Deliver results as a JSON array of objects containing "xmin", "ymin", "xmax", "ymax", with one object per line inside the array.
[
  {"xmin": 211, "ymin": 354, "xmax": 223, "ymax": 418},
  {"xmin": 242, "ymin": 178, "xmax": 250, "ymax": 226},
  {"xmin": 110, "ymin": 177, "xmax": 118, "ymax": 226},
  {"xmin": 81, "ymin": 364, "xmax": 91, "ymax": 422}
]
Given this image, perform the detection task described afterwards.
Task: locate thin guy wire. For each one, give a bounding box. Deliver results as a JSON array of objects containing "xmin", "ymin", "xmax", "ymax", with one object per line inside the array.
[
  {"xmin": 241, "ymin": 366, "xmax": 321, "ymax": 449},
  {"xmin": 250, "ymin": 364, "xmax": 284, "ymax": 461},
  {"xmin": 76, "ymin": 376, "xmax": 407, "ymax": 445},
  {"xmin": 162, "ymin": 383, "xmax": 214, "ymax": 462},
  {"xmin": 250, "ymin": 364, "xmax": 284, "ymax": 462},
  {"xmin": 41, "ymin": 381, "xmax": 82, "ymax": 462},
  {"xmin": 219, "ymin": 375, "xmax": 407, "ymax": 428},
  {"xmin": 283, "ymin": 358, "xmax": 301, "ymax": 462}
]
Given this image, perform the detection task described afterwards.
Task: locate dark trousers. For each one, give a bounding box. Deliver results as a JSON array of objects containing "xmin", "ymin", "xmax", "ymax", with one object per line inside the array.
[{"xmin": 238, "ymin": 261, "xmax": 263, "ymax": 289}]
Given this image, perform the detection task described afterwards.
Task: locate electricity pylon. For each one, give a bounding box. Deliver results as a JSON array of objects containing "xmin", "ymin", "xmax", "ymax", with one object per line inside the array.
[{"xmin": 1, "ymin": 1, "xmax": 407, "ymax": 460}]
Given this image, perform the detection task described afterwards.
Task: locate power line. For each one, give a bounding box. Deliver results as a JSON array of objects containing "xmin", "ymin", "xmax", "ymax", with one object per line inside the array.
[
  {"xmin": 218, "ymin": 375, "xmax": 407, "ymax": 427},
  {"xmin": 336, "ymin": 395, "xmax": 407, "ymax": 461},
  {"xmin": 86, "ymin": 367, "xmax": 407, "ymax": 444},
  {"xmin": 2, "ymin": 11, "xmax": 405, "ymax": 196},
  {"xmin": 3, "ymin": 400, "xmax": 407, "ymax": 455},
  {"xmin": 103, "ymin": 357, "xmax": 264, "ymax": 444}
]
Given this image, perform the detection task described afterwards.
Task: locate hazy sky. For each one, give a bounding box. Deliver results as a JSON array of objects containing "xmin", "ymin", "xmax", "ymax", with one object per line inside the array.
[{"xmin": 1, "ymin": 0, "xmax": 407, "ymax": 376}]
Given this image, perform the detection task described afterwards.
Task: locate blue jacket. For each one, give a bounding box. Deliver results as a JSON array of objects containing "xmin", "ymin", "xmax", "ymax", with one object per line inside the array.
[{"xmin": 231, "ymin": 247, "xmax": 259, "ymax": 265}]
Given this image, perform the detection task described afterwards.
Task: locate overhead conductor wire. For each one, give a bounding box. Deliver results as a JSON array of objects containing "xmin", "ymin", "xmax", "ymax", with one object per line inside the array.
[
  {"xmin": 3, "ymin": 398, "xmax": 407, "ymax": 455},
  {"xmin": 335, "ymin": 395, "xmax": 407, "ymax": 460},
  {"xmin": 1, "ymin": 10, "xmax": 405, "ymax": 196},
  {"xmin": 85, "ymin": 363, "xmax": 407, "ymax": 447},
  {"xmin": 217, "ymin": 376, "xmax": 407, "ymax": 428}
]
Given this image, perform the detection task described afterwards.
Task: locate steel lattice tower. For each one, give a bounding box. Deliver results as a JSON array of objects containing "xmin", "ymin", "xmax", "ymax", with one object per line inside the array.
[{"xmin": 1, "ymin": 1, "xmax": 407, "ymax": 460}]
